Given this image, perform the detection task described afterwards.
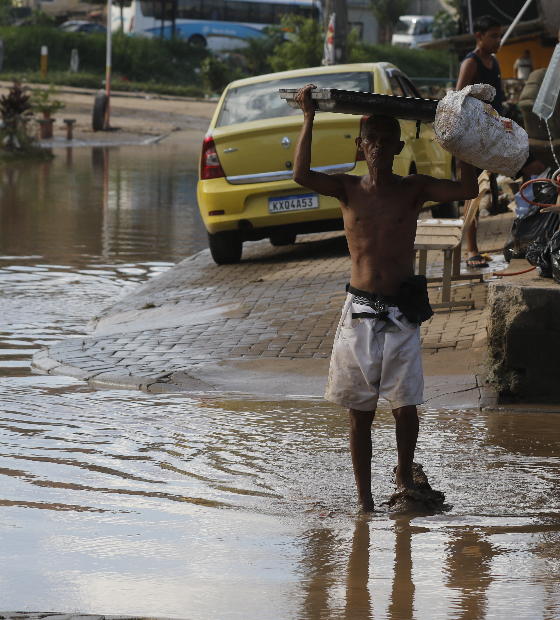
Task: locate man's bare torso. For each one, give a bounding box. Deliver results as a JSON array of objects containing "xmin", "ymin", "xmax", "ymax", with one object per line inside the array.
[{"xmin": 335, "ymin": 171, "xmax": 426, "ymax": 297}]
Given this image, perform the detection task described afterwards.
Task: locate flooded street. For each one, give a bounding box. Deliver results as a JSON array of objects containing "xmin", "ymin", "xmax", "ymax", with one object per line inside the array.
[{"xmin": 1, "ymin": 145, "xmax": 560, "ymax": 619}]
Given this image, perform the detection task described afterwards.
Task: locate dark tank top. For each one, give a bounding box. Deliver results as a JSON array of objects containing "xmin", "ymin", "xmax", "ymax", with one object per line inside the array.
[{"xmin": 464, "ymin": 51, "xmax": 502, "ymax": 114}]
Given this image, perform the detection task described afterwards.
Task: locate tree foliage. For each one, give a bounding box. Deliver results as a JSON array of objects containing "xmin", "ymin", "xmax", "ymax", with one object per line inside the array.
[
  {"xmin": 370, "ymin": 0, "xmax": 411, "ymax": 28},
  {"xmin": 432, "ymin": 10, "xmax": 459, "ymax": 40},
  {"xmin": 237, "ymin": 26, "xmax": 285, "ymax": 75},
  {"xmin": 267, "ymin": 15, "xmax": 323, "ymax": 73}
]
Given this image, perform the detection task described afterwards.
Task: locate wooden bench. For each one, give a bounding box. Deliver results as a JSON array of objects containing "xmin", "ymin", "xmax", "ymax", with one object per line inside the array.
[{"xmin": 414, "ymin": 173, "xmax": 490, "ymax": 310}]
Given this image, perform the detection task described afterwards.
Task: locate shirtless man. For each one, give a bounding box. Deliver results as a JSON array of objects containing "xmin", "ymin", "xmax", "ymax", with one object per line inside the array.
[{"xmin": 294, "ymin": 84, "xmax": 478, "ymax": 512}]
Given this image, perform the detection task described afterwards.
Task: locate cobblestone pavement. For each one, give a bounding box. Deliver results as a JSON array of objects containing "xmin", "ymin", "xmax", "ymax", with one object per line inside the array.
[{"xmin": 32, "ymin": 211, "xmax": 515, "ymax": 393}]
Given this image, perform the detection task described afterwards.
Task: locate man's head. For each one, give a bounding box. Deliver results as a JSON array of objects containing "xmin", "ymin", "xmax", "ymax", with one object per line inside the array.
[
  {"xmin": 524, "ymin": 49, "xmax": 531, "ymax": 57},
  {"xmin": 356, "ymin": 115, "xmax": 404, "ymax": 170},
  {"xmin": 473, "ymin": 15, "xmax": 502, "ymax": 54}
]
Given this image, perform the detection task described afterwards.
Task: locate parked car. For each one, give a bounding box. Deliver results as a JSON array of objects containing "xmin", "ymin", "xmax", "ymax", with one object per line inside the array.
[
  {"xmin": 391, "ymin": 15, "xmax": 434, "ymax": 49},
  {"xmin": 58, "ymin": 20, "xmax": 107, "ymax": 34},
  {"xmin": 197, "ymin": 62, "xmax": 455, "ymax": 265}
]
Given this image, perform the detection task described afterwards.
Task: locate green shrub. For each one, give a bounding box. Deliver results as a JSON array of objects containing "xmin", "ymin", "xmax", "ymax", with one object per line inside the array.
[
  {"xmin": 348, "ymin": 40, "xmax": 451, "ymax": 79},
  {"xmin": 235, "ymin": 26, "xmax": 285, "ymax": 76},
  {"xmin": 200, "ymin": 55, "xmax": 245, "ymax": 93},
  {"xmin": 267, "ymin": 15, "xmax": 323, "ymax": 73},
  {"xmin": 0, "ymin": 26, "xmax": 207, "ymax": 86},
  {"xmin": 0, "ymin": 71, "xmax": 206, "ymax": 98}
]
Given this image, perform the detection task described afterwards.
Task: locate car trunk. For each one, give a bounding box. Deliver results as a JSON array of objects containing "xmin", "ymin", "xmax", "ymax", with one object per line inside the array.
[{"xmin": 211, "ymin": 113, "xmax": 362, "ymax": 179}]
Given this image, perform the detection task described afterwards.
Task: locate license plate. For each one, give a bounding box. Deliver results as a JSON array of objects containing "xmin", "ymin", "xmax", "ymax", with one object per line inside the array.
[{"xmin": 268, "ymin": 193, "xmax": 319, "ymax": 214}]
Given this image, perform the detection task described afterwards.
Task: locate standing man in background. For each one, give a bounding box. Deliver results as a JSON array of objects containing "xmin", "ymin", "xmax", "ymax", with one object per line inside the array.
[
  {"xmin": 457, "ymin": 16, "xmax": 544, "ymax": 268},
  {"xmin": 514, "ymin": 50, "xmax": 534, "ymax": 81}
]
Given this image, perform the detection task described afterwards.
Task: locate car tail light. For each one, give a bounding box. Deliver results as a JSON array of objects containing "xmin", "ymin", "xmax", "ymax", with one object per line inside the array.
[
  {"xmin": 356, "ymin": 115, "xmax": 369, "ymax": 161},
  {"xmin": 200, "ymin": 136, "xmax": 225, "ymax": 180}
]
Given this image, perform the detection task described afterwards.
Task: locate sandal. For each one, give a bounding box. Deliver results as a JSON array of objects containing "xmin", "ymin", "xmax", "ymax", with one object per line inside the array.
[{"xmin": 466, "ymin": 254, "xmax": 490, "ymax": 268}]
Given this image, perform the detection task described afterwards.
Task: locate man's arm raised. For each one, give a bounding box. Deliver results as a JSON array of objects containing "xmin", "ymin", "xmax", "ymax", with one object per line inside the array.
[
  {"xmin": 293, "ymin": 84, "xmax": 347, "ymax": 202},
  {"xmin": 418, "ymin": 160, "xmax": 479, "ymax": 206},
  {"xmin": 456, "ymin": 57, "xmax": 477, "ymax": 91}
]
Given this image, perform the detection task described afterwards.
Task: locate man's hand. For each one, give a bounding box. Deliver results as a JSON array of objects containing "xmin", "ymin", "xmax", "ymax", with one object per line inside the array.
[{"xmin": 295, "ymin": 84, "xmax": 317, "ymax": 117}]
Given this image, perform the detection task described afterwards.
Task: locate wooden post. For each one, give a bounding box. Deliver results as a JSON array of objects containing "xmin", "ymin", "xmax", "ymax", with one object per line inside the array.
[
  {"xmin": 63, "ymin": 119, "xmax": 76, "ymax": 140},
  {"xmin": 41, "ymin": 46, "xmax": 47, "ymax": 78}
]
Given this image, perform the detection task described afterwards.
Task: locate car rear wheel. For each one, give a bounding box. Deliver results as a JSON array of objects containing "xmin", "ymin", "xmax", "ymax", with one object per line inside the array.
[
  {"xmin": 431, "ymin": 164, "xmax": 460, "ymax": 218},
  {"xmin": 208, "ymin": 231, "xmax": 242, "ymax": 265},
  {"xmin": 270, "ymin": 232, "xmax": 296, "ymax": 247},
  {"xmin": 188, "ymin": 34, "xmax": 206, "ymax": 47},
  {"xmin": 92, "ymin": 90, "xmax": 107, "ymax": 131}
]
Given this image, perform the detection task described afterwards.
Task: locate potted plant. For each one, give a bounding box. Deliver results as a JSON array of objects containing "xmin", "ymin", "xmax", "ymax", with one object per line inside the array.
[
  {"xmin": 30, "ymin": 84, "xmax": 65, "ymax": 138},
  {"xmin": 0, "ymin": 79, "xmax": 32, "ymax": 150}
]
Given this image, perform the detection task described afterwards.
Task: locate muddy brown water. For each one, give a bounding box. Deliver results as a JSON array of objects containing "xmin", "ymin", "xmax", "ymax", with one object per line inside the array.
[{"xmin": 1, "ymin": 145, "xmax": 560, "ymax": 619}]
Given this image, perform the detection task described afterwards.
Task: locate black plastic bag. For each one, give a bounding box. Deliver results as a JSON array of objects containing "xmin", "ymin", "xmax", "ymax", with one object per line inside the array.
[
  {"xmin": 503, "ymin": 176, "xmax": 560, "ymax": 262},
  {"xmin": 526, "ymin": 235, "xmax": 552, "ymax": 277},
  {"xmin": 549, "ymin": 230, "xmax": 560, "ymax": 284}
]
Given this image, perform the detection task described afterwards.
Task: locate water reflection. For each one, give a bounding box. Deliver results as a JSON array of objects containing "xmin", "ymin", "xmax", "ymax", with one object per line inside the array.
[
  {"xmin": 388, "ymin": 519, "xmax": 415, "ymax": 620},
  {"xmin": 444, "ymin": 529, "xmax": 497, "ymax": 619},
  {"xmin": 2, "ymin": 148, "xmax": 560, "ymax": 617},
  {"xmin": 345, "ymin": 518, "xmax": 372, "ymax": 619},
  {"xmin": 0, "ymin": 144, "xmax": 207, "ymax": 263}
]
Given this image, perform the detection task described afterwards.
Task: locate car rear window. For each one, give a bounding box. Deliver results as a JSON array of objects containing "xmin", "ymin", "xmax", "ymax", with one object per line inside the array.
[{"xmin": 216, "ymin": 71, "xmax": 374, "ymax": 127}]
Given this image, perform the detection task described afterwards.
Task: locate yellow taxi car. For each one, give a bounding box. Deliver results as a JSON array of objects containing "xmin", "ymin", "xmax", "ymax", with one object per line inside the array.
[{"xmin": 197, "ymin": 62, "xmax": 455, "ymax": 264}]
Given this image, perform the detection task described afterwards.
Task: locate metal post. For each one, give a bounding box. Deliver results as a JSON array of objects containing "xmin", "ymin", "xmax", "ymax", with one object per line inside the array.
[
  {"xmin": 501, "ymin": 0, "xmax": 534, "ymax": 47},
  {"xmin": 467, "ymin": 0, "xmax": 473, "ymax": 34},
  {"xmin": 105, "ymin": 0, "xmax": 112, "ymax": 130}
]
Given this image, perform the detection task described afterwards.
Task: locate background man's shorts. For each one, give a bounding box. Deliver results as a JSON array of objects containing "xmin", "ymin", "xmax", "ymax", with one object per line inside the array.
[{"xmin": 325, "ymin": 294, "xmax": 424, "ymax": 411}]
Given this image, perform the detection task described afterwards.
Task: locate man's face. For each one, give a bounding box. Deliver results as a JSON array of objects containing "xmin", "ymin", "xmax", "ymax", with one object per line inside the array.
[
  {"xmin": 356, "ymin": 125, "xmax": 404, "ymax": 170},
  {"xmin": 477, "ymin": 26, "xmax": 501, "ymax": 54}
]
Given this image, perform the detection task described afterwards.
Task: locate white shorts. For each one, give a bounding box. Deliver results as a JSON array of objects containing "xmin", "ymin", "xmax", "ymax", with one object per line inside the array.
[{"xmin": 325, "ymin": 293, "xmax": 424, "ymax": 411}]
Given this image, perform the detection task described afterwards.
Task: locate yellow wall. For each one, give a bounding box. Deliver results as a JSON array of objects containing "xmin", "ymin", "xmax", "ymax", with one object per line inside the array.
[{"xmin": 496, "ymin": 39, "xmax": 555, "ymax": 79}]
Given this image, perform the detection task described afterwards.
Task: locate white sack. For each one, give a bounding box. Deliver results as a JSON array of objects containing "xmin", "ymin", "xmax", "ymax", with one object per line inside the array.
[{"xmin": 433, "ymin": 84, "xmax": 529, "ymax": 178}]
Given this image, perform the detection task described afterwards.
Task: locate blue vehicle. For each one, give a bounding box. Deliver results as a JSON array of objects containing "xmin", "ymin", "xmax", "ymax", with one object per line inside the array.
[{"xmin": 115, "ymin": 0, "xmax": 321, "ymax": 49}]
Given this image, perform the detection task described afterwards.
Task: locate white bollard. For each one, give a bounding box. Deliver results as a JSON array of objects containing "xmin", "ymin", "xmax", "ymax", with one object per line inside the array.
[{"xmin": 70, "ymin": 48, "xmax": 79, "ymax": 73}]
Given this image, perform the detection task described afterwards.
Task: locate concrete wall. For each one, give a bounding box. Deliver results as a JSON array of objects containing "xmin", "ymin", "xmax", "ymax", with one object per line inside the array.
[
  {"xmin": 347, "ymin": 0, "xmax": 379, "ymax": 44},
  {"xmin": 486, "ymin": 269, "xmax": 560, "ymax": 403},
  {"xmin": 496, "ymin": 39, "xmax": 556, "ymax": 80},
  {"xmin": 407, "ymin": 0, "xmax": 444, "ymax": 16}
]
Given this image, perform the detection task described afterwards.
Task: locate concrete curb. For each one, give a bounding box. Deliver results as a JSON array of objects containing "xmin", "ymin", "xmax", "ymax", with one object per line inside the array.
[
  {"xmin": 0, "ymin": 613, "xmax": 182, "ymax": 620},
  {"xmin": 32, "ymin": 345, "xmax": 499, "ymax": 409}
]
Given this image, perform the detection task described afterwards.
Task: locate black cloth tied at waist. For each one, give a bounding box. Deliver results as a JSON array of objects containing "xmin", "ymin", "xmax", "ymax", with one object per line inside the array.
[{"xmin": 346, "ymin": 275, "xmax": 433, "ymax": 324}]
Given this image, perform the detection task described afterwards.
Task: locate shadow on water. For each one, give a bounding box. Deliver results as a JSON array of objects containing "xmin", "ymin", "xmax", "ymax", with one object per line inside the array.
[{"xmin": 1, "ymin": 146, "xmax": 560, "ymax": 618}]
